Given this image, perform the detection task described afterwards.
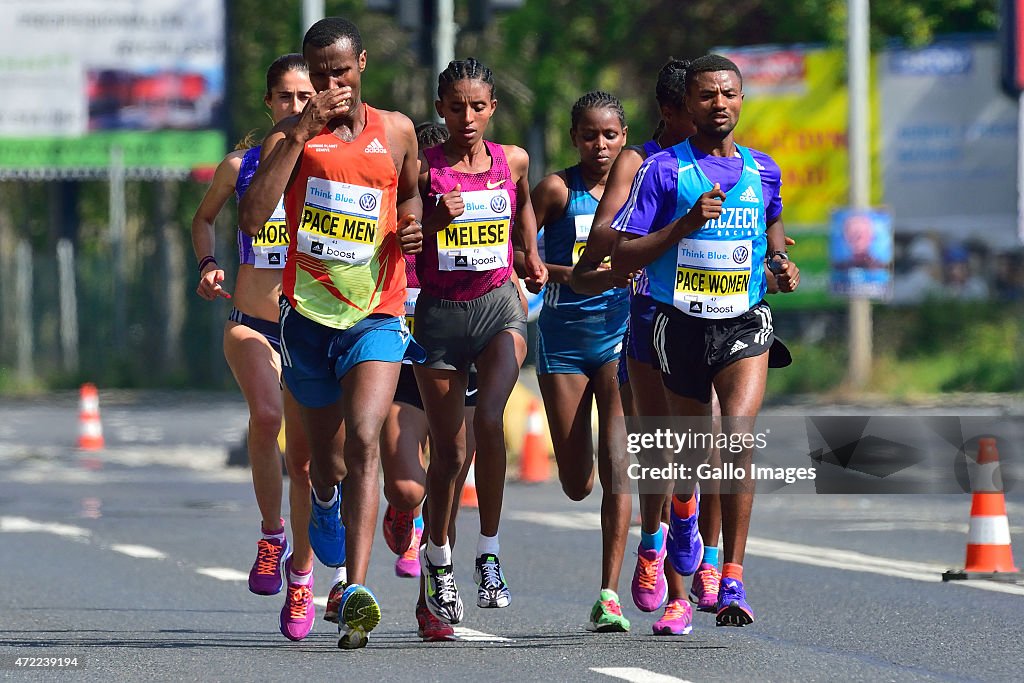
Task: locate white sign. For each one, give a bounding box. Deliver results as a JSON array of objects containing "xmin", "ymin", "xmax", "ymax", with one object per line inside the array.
[
  {"xmin": 0, "ymin": 0, "xmax": 224, "ymax": 137},
  {"xmin": 880, "ymin": 42, "xmax": 1018, "ymax": 247}
]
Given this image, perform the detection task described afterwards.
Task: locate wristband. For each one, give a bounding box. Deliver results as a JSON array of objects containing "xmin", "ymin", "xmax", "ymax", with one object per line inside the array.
[{"xmin": 198, "ymin": 255, "xmax": 218, "ymax": 273}]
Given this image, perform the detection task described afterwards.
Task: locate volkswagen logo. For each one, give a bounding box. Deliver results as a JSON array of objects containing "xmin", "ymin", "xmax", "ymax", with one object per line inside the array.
[{"xmin": 359, "ymin": 193, "xmax": 377, "ymax": 212}]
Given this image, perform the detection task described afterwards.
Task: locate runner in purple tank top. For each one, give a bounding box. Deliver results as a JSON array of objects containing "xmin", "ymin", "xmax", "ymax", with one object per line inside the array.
[
  {"xmin": 190, "ymin": 54, "xmax": 322, "ymax": 641},
  {"xmin": 414, "ymin": 58, "xmax": 547, "ymax": 626}
]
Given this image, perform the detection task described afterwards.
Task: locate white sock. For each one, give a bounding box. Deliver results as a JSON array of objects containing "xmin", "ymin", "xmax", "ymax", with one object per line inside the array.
[
  {"xmin": 288, "ymin": 565, "xmax": 313, "ymax": 586},
  {"xmin": 477, "ymin": 533, "xmax": 499, "ymax": 557},
  {"xmin": 332, "ymin": 566, "xmax": 347, "ymax": 586},
  {"xmin": 314, "ymin": 486, "xmax": 338, "ymax": 509},
  {"xmin": 426, "ymin": 539, "xmax": 452, "ymax": 566}
]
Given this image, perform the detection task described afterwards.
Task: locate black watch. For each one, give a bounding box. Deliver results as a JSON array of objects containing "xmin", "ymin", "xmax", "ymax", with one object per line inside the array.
[{"xmin": 767, "ymin": 250, "xmax": 789, "ymax": 274}]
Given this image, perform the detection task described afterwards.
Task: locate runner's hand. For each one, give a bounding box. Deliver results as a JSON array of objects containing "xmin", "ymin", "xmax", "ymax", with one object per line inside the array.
[
  {"xmin": 197, "ymin": 267, "xmax": 231, "ymax": 300},
  {"xmin": 524, "ymin": 249, "xmax": 548, "ymax": 293},
  {"xmin": 292, "ymin": 87, "xmax": 353, "ymax": 143},
  {"xmin": 774, "ymin": 259, "xmax": 800, "ymax": 293},
  {"xmin": 686, "ymin": 182, "xmax": 726, "ymax": 228},
  {"xmin": 397, "ymin": 214, "xmax": 423, "ymax": 255},
  {"xmin": 435, "ymin": 183, "xmax": 465, "ymax": 226}
]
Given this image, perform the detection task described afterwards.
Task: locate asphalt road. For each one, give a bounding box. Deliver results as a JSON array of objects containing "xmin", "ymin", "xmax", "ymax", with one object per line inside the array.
[{"xmin": 1, "ymin": 391, "xmax": 1023, "ymax": 682}]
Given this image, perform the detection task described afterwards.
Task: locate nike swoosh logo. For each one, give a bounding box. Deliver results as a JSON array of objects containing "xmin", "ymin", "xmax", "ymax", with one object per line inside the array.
[
  {"xmin": 486, "ymin": 180, "xmax": 505, "ymax": 189},
  {"xmin": 465, "ymin": 388, "xmax": 478, "ymax": 397}
]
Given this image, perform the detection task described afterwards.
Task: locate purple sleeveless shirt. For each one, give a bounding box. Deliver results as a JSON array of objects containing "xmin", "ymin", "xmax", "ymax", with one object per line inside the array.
[
  {"xmin": 417, "ymin": 140, "xmax": 517, "ymax": 300},
  {"xmin": 234, "ymin": 146, "xmax": 261, "ymax": 266}
]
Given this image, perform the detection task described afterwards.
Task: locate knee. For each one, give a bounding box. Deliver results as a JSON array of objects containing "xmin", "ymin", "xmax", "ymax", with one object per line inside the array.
[
  {"xmin": 561, "ymin": 478, "xmax": 592, "ymax": 502},
  {"xmin": 249, "ymin": 404, "xmax": 284, "ymax": 442},
  {"xmin": 473, "ymin": 410, "xmax": 504, "ymax": 442}
]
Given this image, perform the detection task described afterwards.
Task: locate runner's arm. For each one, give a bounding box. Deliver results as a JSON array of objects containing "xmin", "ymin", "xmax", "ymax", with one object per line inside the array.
[
  {"xmin": 570, "ymin": 149, "xmax": 643, "ymax": 295},
  {"xmin": 508, "ymin": 145, "xmax": 547, "ymax": 292},
  {"xmin": 238, "ymin": 122, "xmax": 302, "ymax": 237},
  {"xmin": 191, "ymin": 151, "xmax": 243, "ymax": 300},
  {"xmin": 530, "ymin": 172, "xmax": 571, "ymax": 285},
  {"xmin": 392, "ymin": 113, "xmax": 424, "ymax": 253}
]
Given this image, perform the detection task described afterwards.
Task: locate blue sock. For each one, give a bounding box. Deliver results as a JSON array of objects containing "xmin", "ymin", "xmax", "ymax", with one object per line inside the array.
[
  {"xmin": 413, "ymin": 515, "xmax": 424, "ymax": 531},
  {"xmin": 703, "ymin": 546, "xmax": 720, "ymax": 568},
  {"xmin": 640, "ymin": 527, "xmax": 664, "ymax": 551}
]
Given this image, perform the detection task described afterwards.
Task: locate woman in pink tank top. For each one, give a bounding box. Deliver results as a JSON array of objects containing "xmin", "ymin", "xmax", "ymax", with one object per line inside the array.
[{"xmin": 412, "ymin": 58, "xmax": 547, "ymax": 625}]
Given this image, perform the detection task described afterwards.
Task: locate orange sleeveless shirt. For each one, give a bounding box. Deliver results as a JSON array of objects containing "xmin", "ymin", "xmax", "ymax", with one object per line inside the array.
[{"xmin": 283, "ymin": 104, "xmax": 406, "ymax": 329}]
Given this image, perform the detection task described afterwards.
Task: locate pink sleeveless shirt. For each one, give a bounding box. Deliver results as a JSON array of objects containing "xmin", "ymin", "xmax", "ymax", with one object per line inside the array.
[{"xmin": 417, "ymin": 140, "xmax": 517, "ymax": 300}]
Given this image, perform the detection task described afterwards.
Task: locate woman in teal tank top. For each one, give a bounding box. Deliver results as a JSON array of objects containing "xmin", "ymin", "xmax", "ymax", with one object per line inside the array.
[{"xmin": 530, "ymin": 91, "xmax": 633, "ymax": 632}]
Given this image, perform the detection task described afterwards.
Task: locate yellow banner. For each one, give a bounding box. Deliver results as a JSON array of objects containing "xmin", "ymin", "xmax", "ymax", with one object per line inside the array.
[
  {"xmin": 722, "ymin": 47, "xmax": 882, "ymax": 225},
  {"xmin": 253, "ymin": 221, "xmax": 289, "ymax": 248},
  {"xmin": 675, "ymin": 268, "xmax": 751, "ymax": 296},
  {"xmin": 300, "ymin": 207, "xmax": 377, "ymax": 245},
  {"xmin": 438, "ymin": 221, "xmax": 509, "ymax": 249}
]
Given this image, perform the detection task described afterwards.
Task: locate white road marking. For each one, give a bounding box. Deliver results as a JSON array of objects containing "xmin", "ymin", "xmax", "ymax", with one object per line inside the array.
[
  {"xmin": 0, "ymin": 516, "xmax": 91, "ymax": 538},
  {"xmin": 452, "ymin": 627, "xmax": 512, "ymax": 642},
  {"xmin": 110, "ymin": 544, "xmax": 166, "ymax": 559},
  {"xmin": 591, "ymin": 667, "xmax": 693, "ymax": 683},
  {"xmin": 509, "ymin": 511, "xmax": 1024, "ymax": 597},
  {"xmin": 310, "ymin": 597, "xmax": 510, "ymax": 642},
  {"xmin": 196, "ymin": 567, "xmax": 249, "ymax": 581}
]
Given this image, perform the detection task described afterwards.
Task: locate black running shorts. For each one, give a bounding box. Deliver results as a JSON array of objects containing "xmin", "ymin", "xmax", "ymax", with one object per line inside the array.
[{"xmin": 651, "ymin": 300, "xmax": 777, "ymax": 403}]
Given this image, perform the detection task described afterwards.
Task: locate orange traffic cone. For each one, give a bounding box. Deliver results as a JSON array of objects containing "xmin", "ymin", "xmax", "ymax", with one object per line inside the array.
[
  {"xmin": 460, "ymin": 458, "xmax": 479, "ymax": 509},
  {"xmin": 77, "ymin": 383, "xmax": 105, "ymax": 451},
  {"xmin": 518, "ymin": 399, "xmax": 550, "ymax": 483},
  {"xmin": 943, "ymin": 438, "xmax": 1021, "ymax": 582}
]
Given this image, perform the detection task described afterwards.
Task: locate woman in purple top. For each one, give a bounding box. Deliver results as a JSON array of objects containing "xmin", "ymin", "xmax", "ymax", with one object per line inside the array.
[
  {"xmin": 414, "ymin": 58, "xmax": 547, "ymax": 625},
  {"xmin": 190, "ymin": 55, "xmax": 323, "ymax": 641}
]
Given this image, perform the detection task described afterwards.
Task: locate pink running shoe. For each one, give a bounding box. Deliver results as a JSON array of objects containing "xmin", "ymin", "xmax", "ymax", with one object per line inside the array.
[
  {"xmin": 689, "ymin": 563, "xmax": 721, "ymax": 612},
  {"xmin": 395, "ymin": 526, "xmax": 422, "ymax": 578},
  {"xmin": 249, "ymin": 533, "xmax": 291, "ymax": 596},
  {"xmin": 416, "ymin": 603, "xmax": 455, "ymax": 641},
  {"xmin": 279, "ymin": 558, "xmax": 315, "ymax": 641},
  {"xmin": 631, "ymin": 523, "xmax": 668, "ymax": 612},
  {"xmin": 382, "ymin": 505, "xmax": 416, "ymax": 555},
  {"xmin": 652, "ymin": 598, "xmax": 693, "ymax": 635}
]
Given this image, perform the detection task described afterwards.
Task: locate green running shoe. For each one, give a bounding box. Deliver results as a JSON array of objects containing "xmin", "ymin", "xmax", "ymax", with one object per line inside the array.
[{"xmin": 589, "ymin": 589, "xmax": 630, "ymax": 632}]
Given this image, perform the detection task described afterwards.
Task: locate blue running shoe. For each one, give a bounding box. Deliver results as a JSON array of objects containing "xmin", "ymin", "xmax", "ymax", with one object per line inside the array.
[
  {"xmin": 308, "ymin": 484, "xmax": 346, "ymax": 568},
  {"xmin": 338, "ymin": 583, "xmax": 381, "ymax": 649},
  {"xmin": 666, "ymin": 488, "xmax": 703, "ymax": 577},
  {"xmin": 716, "ymin": 576, "xmax": 754, "ymax": 627}
]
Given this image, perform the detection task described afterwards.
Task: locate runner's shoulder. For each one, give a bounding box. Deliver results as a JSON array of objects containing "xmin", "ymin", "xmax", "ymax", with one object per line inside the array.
[{"xmin": 745, "ymin": 147, "xmax": 782, "ymax": 183}]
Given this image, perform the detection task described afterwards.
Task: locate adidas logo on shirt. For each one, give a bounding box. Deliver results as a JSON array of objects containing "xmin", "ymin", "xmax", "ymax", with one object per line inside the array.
[
  {"xmin": 738, "ymin": 186, "xmax": 759, "ymax": 203},
  {"xmin": 729, "ymin": 340, "xmax": 748, "ymax": 355},
  {"xmin": 364, "ymin": 137, "xmax": 387, "ymax": 154}
]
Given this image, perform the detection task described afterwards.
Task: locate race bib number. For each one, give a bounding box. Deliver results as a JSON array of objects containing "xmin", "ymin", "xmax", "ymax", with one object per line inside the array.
[
  {"xmin": 296, "ymin": 177, "xmax": 381, "ymax": 264},
  {"xmin": 251, "ymin": 197, "xmax": 288, "ymax": 269},
  {"xmin": 437, "ymin": 189, "xmax": 511, "ymax": 272},
  {"xmin": 404, "ymin": 286, "xmax": 420, "ymax": 336},
  {"xmin": 673, "ymin": 238, "xmax": 752, "ymax": 319},
  {"xmin": 571, "ymin": 214, "xmax": 594, "ymax": 266}
]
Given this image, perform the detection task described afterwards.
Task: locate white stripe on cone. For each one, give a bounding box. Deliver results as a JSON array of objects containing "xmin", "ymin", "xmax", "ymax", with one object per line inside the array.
[{"xmin": 967, "ymin": 515, "xmax": 1013, "ymax": 546}]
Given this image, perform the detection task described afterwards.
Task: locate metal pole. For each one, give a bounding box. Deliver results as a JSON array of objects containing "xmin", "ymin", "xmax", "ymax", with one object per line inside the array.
[
  {"xmin": 15, "ymin": 240, "xmax": 33, "ymax": 384},
  {"xmin": 1018, "ymin": 89, "xmax": 1024, "ymax": 243},
  {"xmin": 57, "ymin": 238, "xmax": 79, "ymax": 375},
  {"xmin": 847, "ymin": 0, "xmax": 872, "ymax": 390},
  {"xmin": 434, "ymin": 0, "xmax": 456, "ymax": 121},
  {"xmin": 302, "ymin": 0, "xmax": 324, "ymax": 33},
  {"xmin": 109, "ymin": 145, "xmax": 126, "ymax": 352}
]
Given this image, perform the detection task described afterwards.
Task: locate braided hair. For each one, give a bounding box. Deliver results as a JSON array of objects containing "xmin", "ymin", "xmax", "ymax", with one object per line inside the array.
[
  {"xmin": 437, "ymin": 58, "xmax": 494, "ymax": 99},
  {"xmin": 570, "ymin": 90, "xmax": 625, "ymax": 130},
  {"xmin": 415, "ymin": 121, "xmax": 449, "ymax": 150},
  {"xmin": 656, "ymin": 58, "xmax": 690, "ymax": 109}
]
